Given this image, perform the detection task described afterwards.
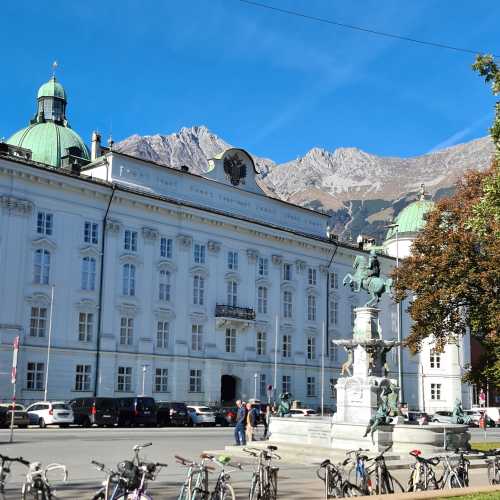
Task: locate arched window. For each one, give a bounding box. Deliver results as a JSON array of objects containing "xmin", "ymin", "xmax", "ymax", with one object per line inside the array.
[
  {"xmin": 122, "ymin": 263, "xmax": 136, "ymax": 296},
  {"xmin": 33, "ymin": 249, "xmax": 50, "ymax": 284},
  {"xmin": 227, "ymin": 280, "xmax": 238, "ymax": 307},
  {"xmin": 158, "ymin": 269, "xmax": 171, "ymax": 302},
  {"xmin": 81, "ymin": 256, "xmax": 96, "ymax": 290}
]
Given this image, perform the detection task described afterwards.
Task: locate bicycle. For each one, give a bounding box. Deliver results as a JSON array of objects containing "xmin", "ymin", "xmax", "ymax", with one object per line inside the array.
[
  {"xmin": 474, "ymin": 448, "xmax": 500, "ymax": 485},
  {"xmin": 316, "ymin": 458, "xmax": 352, "ymax": 498},
  {"xmin": 92, "ymin": 442, "xmax": 166, "ymax": 500},
  {"xmin": 207, "ymin": 454, "xmax": 241, "ymax": 500},
  {"xmin": 244, "ymin": 445, "xmax": 280, "ymax": 500},
  {"xmin": 365, "ymin": 445, "xmax": 405, "ymax": 495},
  {"xmin": 21, "ymin": 461, "xmax": 68, "ymax": 500},
  {"xmin": 0, "ymin": 453, "xmax": 30, "ymax": 497},
  {"xmin": 343, "ymin": 449, "xmax": 371, "ymax": 496},
  {"xmin": 176, "ymin": 454, "xmax": 214, "ymax": 500},
  {"xmin": 437, "ymin": 451, "xmax": 469, "ymax": 489},
  {"xmin": 407, "ymin": 450, "xmax": 440, "ymax": 491}
]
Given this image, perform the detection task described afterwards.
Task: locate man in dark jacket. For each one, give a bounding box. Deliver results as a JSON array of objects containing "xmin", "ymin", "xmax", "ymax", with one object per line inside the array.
[{"xmin": 234, "ymin": 400, "xmax": 246, "ymax": 446}]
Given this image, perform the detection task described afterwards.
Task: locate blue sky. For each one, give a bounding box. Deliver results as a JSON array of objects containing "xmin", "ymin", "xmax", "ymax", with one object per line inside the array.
[{"xmin": 1, "ymin": 0, "xmax": 499, "ymax": 163}]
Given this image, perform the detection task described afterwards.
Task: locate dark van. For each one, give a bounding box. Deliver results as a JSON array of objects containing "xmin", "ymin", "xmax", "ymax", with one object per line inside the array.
[
  {"xmin": 156, "ymin": 402, "xmax": 189, "ymax": 427},
  {"xmin": 69, "ymin": 397, "xmax": 117, "ymax": 427},
  {"xmin": 115, "ymin": 397, "xmax": 157, "ymax": 427}
]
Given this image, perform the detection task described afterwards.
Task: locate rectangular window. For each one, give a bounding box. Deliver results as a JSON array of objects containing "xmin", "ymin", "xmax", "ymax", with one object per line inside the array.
[
  {"xmin": 308, "ymin": 268, "xmax": 317, "ymax": 286},
  {"xmin": 225, "ymin": 328, "xmax": 236, "ymax": 353},
  {"xmin": 329, "ymin": 378, "xmax": 337, "ymax": 399},
  {"xmin": 227, "ymin": 281, "xmax": 237, "ymax": 307},
  {"xmin": 258, "ymin": 257, "xmax": 269, "ymax": 277},
  {"xmin": 26, "ymin": 362, "xmax": 44, "ymax": 390},
  {"xmin": 257, "ymin": 286, "xmax": 268, "ymax": 314},
  {"xmin": 120, "ymin": 317, "xmax": 133, "ymax": 345},
  {"xmin": 282, "ymin": 375, "xmax": 291, "ymax": 393},
  {"xmin": 350, "ymin": 304, "xmax": 357, "ymax": 327},
  {"xmin": 158, "ymin": 269, "xmax": 171, "ymax": 302},
  {"xmin": 156, "ymin": 321, "xmax": 169, "ymax": 348},
  {"xmin": 194, "ymin": 243, "xmax": 206, "ymax": 264},
  {"xmin": 283, "ymin": 263, "xmax": 292, "ymax": 281},
  {"xmin": 307, "ymin": 295, "xmax": 316, "ymax": 321},
  {"xmin": 430, "ymin": 383, "xmax": 441, "ymax": 400},
  {"xmin": 84, "ymin": 221, "xmax": 98, "ymax": 244},
  {"xmin": 30, "ymin": 307, "xmax": 47, "ymax": 337},
  {"xmin": 282, "ymin": 334, "xmax": 292, "ymax": 358},
  {"xmin": 307, "ymin": 376, "xmax": 316, "ymax": 397},
  {"xmin": 189, "ymin": 369, "xmax": 202, "ymax": 392},
  {"xmin": 307, "ymin": 336, "xmax": 316, "ymax": 360},
  {"xmin": 155, "ymin": 368, "xmax": 169, "ymax": 392},
  {"xmin": 329, "ymin": 299, "xmax": 338, "ymax": 325},
  {"xmin": 283, "ymin": 291, "xmax": 293, "ymax": 318},
  {"xmin": 124, "ymin": 230, "xmax": 138, "ymax": 252},
  {"xmin": 122, "ymin": 263, "xmax": 136, "ymax": 296},
  {"xmin": 256, "ymin": 331, "xmax": 267, "ymax": 356},
  {"xmin": 330, "ymin": 272, "xmax": 338, "ymax": 289},
  {"xmin": 33, "ymin": 249, "xmax": 50, "ymax": 284},
  {"xmin": 430, "ymin": 350, "xmax": 441, "ymax": 369},
  {"xmin": 74, "ymin": 364, "xmax": 91, "ymax": 391},
  {"xmin": 81, "ymin": 256, "xmax": 96, "ymax": 291},
  {"xmin": 117, "ymin": 366, "xmax": 132, "ymax": 392},
  {"xmin": 191, "ymin": 324, "xmax": 203, "ymax": 352},
  {"xmin": 78, "ymin": 312, "xmax": 94, "ymax": 342},
  {"xmin": 330, "ymin": 344, "xmax": 338, "ymax": 362},
  {"xmin": 193, "ymin": 275, "xmax": 205, "ymax": 305},
  {"xmin": 227, "ymin": 251, "xmax": 238, "ymax": 270},
  {"xmin": 37, "ymin": 211, "xmax": 53, "ymax": 236},
  {"xmin": 160, "ymin": 237, "xmax": 173, "ymax": 258},
  {"xmin": 260, "ymin": 373, "xmax": 267, "ymax": 398}
]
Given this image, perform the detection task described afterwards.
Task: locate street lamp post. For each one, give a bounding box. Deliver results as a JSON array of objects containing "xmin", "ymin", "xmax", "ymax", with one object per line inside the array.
[
  {"xmin": 254, "ymin": 373, "xmax": 258, "ymax": 400},
  {"xmin": 141, "ymin": 365, "xmax": 147, "ymax": 396}
]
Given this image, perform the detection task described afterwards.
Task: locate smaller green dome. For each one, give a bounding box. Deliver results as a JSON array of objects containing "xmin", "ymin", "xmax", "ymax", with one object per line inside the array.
[
  {"xmin": 7, "ymin": 122, "xmax": 89, "ymax": 168},
  {"xmin": 386, "ymin": 197, "xmax": 434, "ymax": 241},
  {"xmin": 37, "ymin": 76, "xmax": 66, "ymax": 101}
]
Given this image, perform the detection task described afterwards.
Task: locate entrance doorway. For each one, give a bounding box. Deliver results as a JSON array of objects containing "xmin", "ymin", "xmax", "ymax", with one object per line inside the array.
[{"xmin": 220, "ymin": 375, "xmax": 237, "ymax": 405}]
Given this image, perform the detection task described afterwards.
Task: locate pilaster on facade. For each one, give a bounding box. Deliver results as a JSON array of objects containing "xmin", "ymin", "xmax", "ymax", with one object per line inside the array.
[
  {"xmin": 176, "ymin": 234, "xmax": 192, "ymax": 250},
  {"xmin": 105, "ymin": 218, "xmax": 121, "ymax": 234},
  {"xmin": 207, "ymin": 240, "xmax": 221, "ymax": 254},
  {"xmin": 142, "ymin": 226, "xmax": 159, "ymax": 242},
  {"xmin": 246, "ymin": 249, "xmax": 258, "ymax": 263},
  {"xmin": 271, "ymin": 254, "xmax": 283, "ymax": 266}
]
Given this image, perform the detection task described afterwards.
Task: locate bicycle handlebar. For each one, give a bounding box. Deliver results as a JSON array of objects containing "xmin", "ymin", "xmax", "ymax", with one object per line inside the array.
[
  {"xmin": 133, "ymin": 442, "xmax": 152, "ymax": 451},
  {"xmin": 0, "ymin": 454, "xmax": 30, "ymax": 467}
]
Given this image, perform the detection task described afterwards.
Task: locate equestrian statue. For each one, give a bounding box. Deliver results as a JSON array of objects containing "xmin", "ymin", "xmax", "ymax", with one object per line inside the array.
[{"xmin": 342, "ymin": 250, "xmax": 393, "ymax": 307}]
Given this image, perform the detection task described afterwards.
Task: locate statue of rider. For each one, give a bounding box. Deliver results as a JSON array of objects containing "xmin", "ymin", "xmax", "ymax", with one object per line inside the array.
[{"xmin": 364, "ymin": 250, "xmax": 380, "ymax": 289}]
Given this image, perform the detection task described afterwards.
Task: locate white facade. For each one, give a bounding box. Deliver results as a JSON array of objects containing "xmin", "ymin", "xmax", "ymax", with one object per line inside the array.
[{"xmin": 0, "ymin": 144, "xmax": 432, "ymax": 410}]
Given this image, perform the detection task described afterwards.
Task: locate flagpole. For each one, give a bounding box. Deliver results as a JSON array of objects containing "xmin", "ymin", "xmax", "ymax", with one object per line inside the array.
[
  {"xmin": 321, "ymin": 321, "xmax": 325, "ymax": 416},
  {"xmin": 273, "ymin": 315, "xmax": 278, "ymax": 403},
  {"xmin": 44, "ymin": 285, "xmax": 55, "ymax": 402}
]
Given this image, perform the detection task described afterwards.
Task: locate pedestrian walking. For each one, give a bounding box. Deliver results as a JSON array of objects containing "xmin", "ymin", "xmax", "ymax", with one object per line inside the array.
[
  {"xmin": 245, "ymin": 402, "xmax": 257, "ymax": 443},
  {"xmin": 479, "ymin": 388, "xmax": 486, "ymax": 408},
  {"xmin": 263, "ymin": 404, "xmax": 271, "ymax": 439},
  {"xmin": 234, "ymin": 400, "xmax": 246, "ymax": 446}
]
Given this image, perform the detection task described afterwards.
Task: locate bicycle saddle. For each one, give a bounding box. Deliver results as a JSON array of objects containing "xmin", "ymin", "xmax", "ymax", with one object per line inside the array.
[
  {"xmin": 320, "ymin": 459, "xmax": 331, "ymax": 467},
  {"xmin": 267, "ymin": 445, "xmax": 278, "ymax": 451},
  {"xmin": 200, "ymin": 453, "xmax": 214, "ymax": 459}
]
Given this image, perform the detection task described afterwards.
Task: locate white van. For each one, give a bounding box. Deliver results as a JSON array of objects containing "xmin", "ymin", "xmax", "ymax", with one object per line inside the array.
[{"xmin": 484, "ymin": 407, "xmax": 500, "ymax": 427}]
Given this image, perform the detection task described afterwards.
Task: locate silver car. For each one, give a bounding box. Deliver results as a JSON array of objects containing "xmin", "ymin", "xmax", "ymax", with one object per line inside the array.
[
  {"xmin": 26, "ymin": 401, "xmax": 74, "ymax": 428},
  {"xmin": 430, "ymin": 411, "xmax": 454, "ymax": 424},
  {"xmin": 187, "ymin": 406, "xmax": 216, "ymax": 426}
]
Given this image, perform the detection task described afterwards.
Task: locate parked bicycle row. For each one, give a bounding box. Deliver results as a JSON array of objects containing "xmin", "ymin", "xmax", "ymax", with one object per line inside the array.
[
  {"xmin": 0, "ymin": 397, "xmax": 245, "ymax": 429},
  {"xmin": 317, "ymin": 445, "xmax": 500, "ymax": 498},
  {"xmin": 0, "ymin": 443, "xmax": 280, "ymax": 500}
]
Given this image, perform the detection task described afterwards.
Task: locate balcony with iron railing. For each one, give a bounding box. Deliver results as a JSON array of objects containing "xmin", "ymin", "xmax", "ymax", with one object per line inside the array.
[{"xmin": 215, "ymin": 304, "xmax": 256, "ymax": 322}]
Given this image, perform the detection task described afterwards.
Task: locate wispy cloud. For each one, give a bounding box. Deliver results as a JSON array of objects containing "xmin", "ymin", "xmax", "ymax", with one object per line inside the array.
[{"xmin": 428, "ymin": 115, "xmax": 491, "ymax": 152}]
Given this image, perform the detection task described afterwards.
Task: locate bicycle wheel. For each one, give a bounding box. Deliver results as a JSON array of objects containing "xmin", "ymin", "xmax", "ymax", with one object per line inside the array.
[
  {"xmin": 341, "ymin": 483, "xmax": 363, "ymax": 497},
  {"xmin": 191, "ymin": 487, "xmax": 208, "ymax": 500},
  {"xmin": 215, "ymin": 483, "xmax": 235, "ymax": 500},
  {"xmin": 115, "ymin": 495, "xmax": 151, "ymax": 500},
  {"xmin": 248, "ymin": 474, "xmax": 260, "ymax": 500},
  {"xmin": 487, "ymin": 463, "xmax": 499, "ymax": 485},
  {"xmin": 384, "ymin": 473, "xmax": 405, "ymax": 494},
  {"xmin": 269, "ymin": 467, "xmax": 278, "ymax": 500}
]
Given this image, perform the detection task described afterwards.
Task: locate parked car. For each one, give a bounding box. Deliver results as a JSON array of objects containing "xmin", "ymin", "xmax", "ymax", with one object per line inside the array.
[
  {"xmin": 210, "ymin": 407, "xmax": 229, "ymax": 427},
  {"xmin": 223, "ymin": 407, "xmax": 237, "ymax": 426},
  {"xmin": 69, "ymin": 397, "xmax": 117, "ymax": 427},
  {"xmin": 156, "ymin": 401, "xmax": 189, "ymax": 427},
  {"xmin": 465, "ymin": 409, "xmax": 495, "ymax": 427},
  {"xmin": 484, "ymin": 407, "xmax": 500, "ymax": 427},
  {"xmin": 115, "ymin": 397, "xmax": 157, "ymax": 427},
  {"xmin": 290, "ymin": 408, "xmax": 318, "ymax": 417},
  {"xmin": 187, "ymin": 406, "xmax": 216, "ymax": 426},
  {"xmin": 0, "ymin": 403, "xmax": 29, "ymax": 428},
  {"xmin": 25, "ymin": 401, "xmax": 74, "ymax": 428},
  {"xmin": 430, "ymin": 411, "xmax": 454, "ymax": 424},
  {"xmin": 405, "ymin": 411, "xmax": 429, "ymax": 424}
]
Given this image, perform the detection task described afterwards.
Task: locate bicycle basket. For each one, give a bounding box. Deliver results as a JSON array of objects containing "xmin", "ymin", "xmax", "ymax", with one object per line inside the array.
[{"xmin": 117, "ymin": 460, "xmax": 140, "ymax": 490}]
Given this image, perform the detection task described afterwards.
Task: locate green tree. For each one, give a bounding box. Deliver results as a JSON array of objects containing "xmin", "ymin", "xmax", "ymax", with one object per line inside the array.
[{"xmin": 394, "ymin": 56, "xmax": 500, "ymax": 387}]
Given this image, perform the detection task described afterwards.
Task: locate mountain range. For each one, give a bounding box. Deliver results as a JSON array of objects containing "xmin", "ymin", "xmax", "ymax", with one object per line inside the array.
[{"xmin": 116, "ymin": 126, "xmax": 494, "ymax": 242}]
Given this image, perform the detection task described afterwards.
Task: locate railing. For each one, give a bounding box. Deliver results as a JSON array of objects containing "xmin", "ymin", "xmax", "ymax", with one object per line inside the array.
[{"xmin": 215, "ymin": 304, "xmax": 256, "ymax": 321}]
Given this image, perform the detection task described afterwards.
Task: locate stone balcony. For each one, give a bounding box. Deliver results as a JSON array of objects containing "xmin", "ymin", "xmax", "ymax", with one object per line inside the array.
[{"xmin": 215, "ymin": 304, "xmax": 256, "ymax": 329}]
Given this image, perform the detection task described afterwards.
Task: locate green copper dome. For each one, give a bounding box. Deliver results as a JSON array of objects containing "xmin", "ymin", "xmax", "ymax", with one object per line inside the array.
[
  {"xmin": 385, "ymin": 196, "xmax": 435, "ymax": 241},
  {"xmin": 37, "ymin": 76, "xmax": 67, "ymax": 101},
  {"xmin": 6, "ymin": 75, "xmax": 89, "ymax": 167},
  {"xmin": 7, "ymin": 122, "xmax": 89, "ymax": 168}
]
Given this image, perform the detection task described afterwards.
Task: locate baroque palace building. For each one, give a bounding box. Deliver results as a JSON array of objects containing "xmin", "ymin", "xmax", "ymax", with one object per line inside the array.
[{"xmin": 0, "ymin": 75, "xmax": 470, "ymax": 410}]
